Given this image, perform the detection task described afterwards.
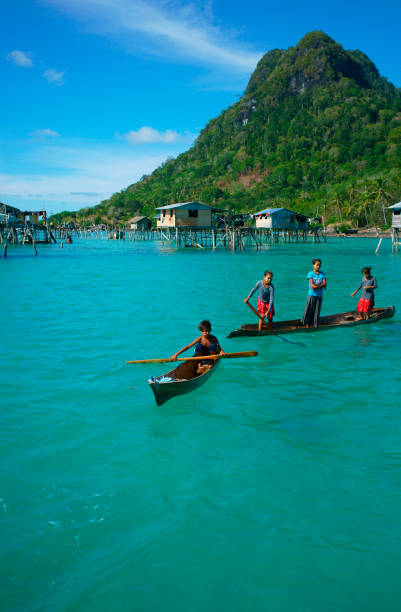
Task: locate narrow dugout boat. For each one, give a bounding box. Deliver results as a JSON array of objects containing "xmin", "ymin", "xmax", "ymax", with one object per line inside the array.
[
  {"xmin": 149, "ymin": 359, "xmax": 220, "ymax": 406},
  {"xmin": 227, "ymin": 306, "xmax": 395, "ymax": 338}
]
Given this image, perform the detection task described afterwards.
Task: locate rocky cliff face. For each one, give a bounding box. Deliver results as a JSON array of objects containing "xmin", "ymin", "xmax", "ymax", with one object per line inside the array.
[{"xmin": 246, "ymin": 31, "xmax": 386, "ymax": 99}]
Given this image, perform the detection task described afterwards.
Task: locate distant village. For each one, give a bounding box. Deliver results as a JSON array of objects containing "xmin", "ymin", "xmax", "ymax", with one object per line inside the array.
[
  {"xmin": 1, "ymin": 200, "xmax": 400, "ymax": 254},
  {"xmin": 1, "ymin": 200, "xmax": 318, "ymax": 232}
]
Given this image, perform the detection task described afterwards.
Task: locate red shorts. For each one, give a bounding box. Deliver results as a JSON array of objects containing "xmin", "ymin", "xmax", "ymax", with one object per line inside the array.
[
  {"xmin": 357, "ymin": 297, "xmax": 374, "ymax": 313},
  {"xmin": 257, "ymin": 299, "xmax": 275, "ymax": 320}
]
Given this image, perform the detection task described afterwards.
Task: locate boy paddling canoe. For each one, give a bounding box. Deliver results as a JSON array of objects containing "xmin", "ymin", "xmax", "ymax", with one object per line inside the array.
[{"xmin": 169, "ymin": 320, "xmax": 225, "ymax": 373}]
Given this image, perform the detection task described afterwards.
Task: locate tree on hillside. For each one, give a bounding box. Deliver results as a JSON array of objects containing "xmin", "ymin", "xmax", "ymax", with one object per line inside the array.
[
  {"xmin": 372, "ymin": 177, "xmax": 392, "ymax": 225},
  {"xmin": 328, "ymin": 189, "xmax": 344, "ymax": 223},
  {"xmin": 357, "ymin": 186, "xmax": 375, "ymax": 226}
]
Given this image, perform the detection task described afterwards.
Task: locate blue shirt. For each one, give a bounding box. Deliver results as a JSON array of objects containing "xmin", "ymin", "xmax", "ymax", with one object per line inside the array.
[{"xmin": 307, "ymin": 270, "xmax": 326, "ymax": 297}]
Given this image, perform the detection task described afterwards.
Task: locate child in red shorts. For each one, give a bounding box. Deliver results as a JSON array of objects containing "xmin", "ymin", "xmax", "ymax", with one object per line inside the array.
[
  {"xmin": 350, "ymin": 266, "xmax": 378, "ymax": 320},
  {"xmin": 244, "ymin": 270, "xmax": 275, "ymax": 331}
]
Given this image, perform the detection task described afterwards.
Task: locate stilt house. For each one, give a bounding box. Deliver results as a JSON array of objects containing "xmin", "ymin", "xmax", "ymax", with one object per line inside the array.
[
  {"xmin": 1, "ymin": 203, "xmax": 47, "ymax": 225},
  {"xmin": 389, "ymin": 202, "xmax": 401, "ymax": 252},
  {"xmin": 388, "ymin": 202, "xmax": 401, "ymax": 228},
  {"xmin": 128, "ymin": 216, "xmax": 152, "ymax": 230},
  {"xmin": 156, "ymin": 202, "xmax": 212, "ymax": 228},
  {"xmin": 253, "ymin": 207, "xmax": 308, "ymax": 231}
]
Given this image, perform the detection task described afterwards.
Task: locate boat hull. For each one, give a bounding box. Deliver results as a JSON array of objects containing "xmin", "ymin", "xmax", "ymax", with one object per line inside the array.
[
  {"xmin": 227, "ymin": 306, "xmax": 395, "ymax": 338},
  {"xmin": 149, "ymin": 359, "xmax": 219, "ymax": 406}
]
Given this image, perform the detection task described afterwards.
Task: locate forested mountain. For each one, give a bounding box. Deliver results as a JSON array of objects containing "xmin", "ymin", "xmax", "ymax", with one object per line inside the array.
[{"xmin": 52, "ymin": 31, "xmax": 401, "ymax": 227}]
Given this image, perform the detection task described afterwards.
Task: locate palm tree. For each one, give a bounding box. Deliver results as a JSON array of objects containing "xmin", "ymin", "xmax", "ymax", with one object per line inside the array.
[
  {"xmin": 372, "ymin": 177, "xmax": 393, "ymax": 226},
  {"xmin": 342, "ymin": 200, "xmax": 354, "ymax": 223},
  {"xmin": 328, "ymin": 190, "xmax": 344, "ymax": 224},
  {"xmin": 345, "ymin": 183, "xmax": 358, "ymax": 221},
  {"xmin": 358, "ymin": 186, "xmax": 374, "ymax": 227}
]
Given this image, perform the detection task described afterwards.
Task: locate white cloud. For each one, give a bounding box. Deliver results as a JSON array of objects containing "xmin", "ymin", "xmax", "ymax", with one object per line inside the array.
[
  {"xmin": 70, "ymin": 191, "xmax": 102, "ymax": 196},
  {"xmin": 44, "ymin": 0, "xmax": 262, "ymax": 74},
  {"xmin": 121, "ymin": 126, "xmax": 187, "ymax": 144},
  {"xmin": 0, "ymin": 140, "xmax": 180, "ymax": 212},
  {"xmin": 29, "ymin": 129, "xmax": 60, "ymax": 138},
  {"xmin": 7, "ymin": 50, "xmax": 34, "ymax": 67},
  {"xmin": 43, "ymin": 68, "xmax": 66, "ymax": 85}
]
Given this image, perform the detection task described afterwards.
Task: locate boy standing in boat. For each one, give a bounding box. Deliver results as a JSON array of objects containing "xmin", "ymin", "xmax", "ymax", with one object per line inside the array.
[
  {"xmin": 244, "ymin": 270, "xmax": 275, "ymax": 332},
  {"xmin": 301, "ymin": 259, "xmax": 326, "ymax": 328},
  {"xmin": 350, "ymin": 266, "xmax": 377, "ymax": 320},
  {"xmin": 169, "ymin": 320, "xmax": 225, "ymax": 371}
]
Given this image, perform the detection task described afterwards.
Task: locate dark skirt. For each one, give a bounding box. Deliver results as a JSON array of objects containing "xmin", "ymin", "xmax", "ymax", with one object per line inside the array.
[
  {"xmin": 302, "ymin": 296, "xmax": 322, "ymax": 327},
  {"xmin": 194, "ymin": 342, "xmax": 218, "ymax": 365}
]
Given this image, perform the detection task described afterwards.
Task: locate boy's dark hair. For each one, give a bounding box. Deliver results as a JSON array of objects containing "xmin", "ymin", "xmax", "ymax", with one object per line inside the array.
[
  {"xmin": 199, "ymin": 320, "xmax": 212, "ymax": 332},
  {"xmin": 264, "ymin": 270, "xmax": 273, "ymax": 277},
  {"xmin": 312, "ymin": 258, "xmax": 321, "ymax": 264},
  {"xmin": 362, "ymin": 266, "xmax": 372, "ymax": 274}
]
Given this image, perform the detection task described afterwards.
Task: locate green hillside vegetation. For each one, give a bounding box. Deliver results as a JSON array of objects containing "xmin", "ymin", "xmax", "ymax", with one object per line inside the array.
[{"xmin": 50, "ymin": 31, "xmax": 401, "ymax": 228}]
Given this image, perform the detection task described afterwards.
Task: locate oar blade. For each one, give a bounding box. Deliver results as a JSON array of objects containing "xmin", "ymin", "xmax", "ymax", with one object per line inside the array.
[{"xmin": 222, "ymin": 351, "xmax": 258, "ymax": 358}]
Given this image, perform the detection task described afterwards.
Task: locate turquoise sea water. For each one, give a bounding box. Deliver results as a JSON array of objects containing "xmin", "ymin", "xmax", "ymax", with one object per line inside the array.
[{"xmin": 1, "ymin": 237, "xmax": 401, "ymax": 611}]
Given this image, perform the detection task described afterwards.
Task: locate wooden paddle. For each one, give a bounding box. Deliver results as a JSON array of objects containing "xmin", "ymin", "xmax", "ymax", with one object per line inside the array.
[
  {"xmin": 126, "ymin": 351, "xmax": 258, "ymax": 364},
  {"xmin": 245, "ymin": 300, "xmax": 264, "ymax": 320}
]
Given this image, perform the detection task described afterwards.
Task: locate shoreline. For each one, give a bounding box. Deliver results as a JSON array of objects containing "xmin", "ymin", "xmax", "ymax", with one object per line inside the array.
[{"xmin": 325, "ymin": 230, "xmax": 392, "ymax": 238}]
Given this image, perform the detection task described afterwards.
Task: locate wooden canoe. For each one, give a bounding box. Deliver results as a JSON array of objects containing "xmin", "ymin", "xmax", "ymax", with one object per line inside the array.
[
  {"xmin": 227, "ymin": 306, "xmax": 395, "ymax": 338},
  {"xmin": 148, "ymin": 359, "xmax": 220, "ymax": 406}
]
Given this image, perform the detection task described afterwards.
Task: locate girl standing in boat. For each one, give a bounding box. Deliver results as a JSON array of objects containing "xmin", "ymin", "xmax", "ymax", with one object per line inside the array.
[
  {"xmin": 169, "ymin": 320, "xmax": 225, "ymax": 371},
  {"xmin": 301, "ymin": 259, "xmax": 326, "ymax": 328},
  {"xmin": 244, "ymin": 270, "xmax": 275, "ymax": 332},
  {"xmin": 350, "ymin": 266, "xmax": 378, "ymax": 320}
]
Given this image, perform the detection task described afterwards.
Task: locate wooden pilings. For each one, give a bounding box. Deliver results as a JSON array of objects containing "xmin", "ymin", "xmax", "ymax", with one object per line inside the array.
[
  {"xmin": 0, "ymin": 220, "xmax": 53, "ymax": 257},
  {"xmin": 16, "ymin": 223, "xmax": 326, "ymax": 255},
  {"xmin": 392, "ymin": 228, "xmax": 400, "ymax": 253},
  {"xmin": 145, "ymin": 226, "xmax": 314, "ymax": 250}
]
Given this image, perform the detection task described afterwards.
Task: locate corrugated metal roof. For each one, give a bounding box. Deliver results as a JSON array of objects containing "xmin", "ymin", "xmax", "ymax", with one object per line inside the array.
[
  {"xmin": 388, "ymin": 202, "xmax": 401, "ymax": 209},
  {"xmin": 253, "ymin": 207, "xmax": 284, "ymax": 216},
  {"xmin": 155, "ymin": 201, "xmax": 212, "ymax": 211},
  {"xmin": 2, "ymin": 203, "xmax": 22, "ymax": 214},
  {"xmin": 252, "ymin": 207, "xmax": 308, "ymax": 218},
  {"xmin": 128, "ymin": 216, "xmax": 149, "ymax": 222}
]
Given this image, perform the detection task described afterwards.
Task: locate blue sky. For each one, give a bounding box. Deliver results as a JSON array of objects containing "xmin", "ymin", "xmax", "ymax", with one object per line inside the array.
[{"xmin": 2, "ymin": 0, "xmax": 401, "ymax": 214}]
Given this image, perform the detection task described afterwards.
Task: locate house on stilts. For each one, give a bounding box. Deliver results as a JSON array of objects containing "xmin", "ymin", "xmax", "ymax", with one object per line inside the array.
[{"xmin": 389, "ymin": 202, "xmax": 401, "ymax": 252}]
